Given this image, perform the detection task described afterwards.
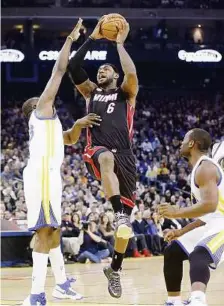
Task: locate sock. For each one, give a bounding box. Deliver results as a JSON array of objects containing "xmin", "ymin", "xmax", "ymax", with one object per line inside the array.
[
  {"xmin": 167, "ymin": 296, "xmax": 181, "ymax": 303},
  {"xmin": 49, "ymin": 245, "xmax": 67, "ymax": 285},
  {"xmin": 109, "ymin": 195, "xmax": 123, "ymax": 213},
  {"xmin": 191, "ymin": 291, "xmax": 206, "ymax": 303},
  {"xmin": 31, "ymin": 252, "xmax": 49, "ymax": 294},
  {"xmin": 111, "ymin": 250, "xmax": 124, "ymax": 271},
  {"xmin": 123, "ymin": 205, "xmax": 133, "ymax": 216}
]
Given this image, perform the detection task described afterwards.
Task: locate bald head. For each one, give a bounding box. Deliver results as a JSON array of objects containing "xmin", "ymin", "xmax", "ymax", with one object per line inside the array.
[
  {"xmin": 189, "ymin": 128, "xmax": 212, "ymax": 152},
  {"xmin": 22, "ymin": 97, "xmax": 39, "ymax": 119},
  {"xmin": 180, "ymin": 128, "xmax": 212, "ymax": 158}
]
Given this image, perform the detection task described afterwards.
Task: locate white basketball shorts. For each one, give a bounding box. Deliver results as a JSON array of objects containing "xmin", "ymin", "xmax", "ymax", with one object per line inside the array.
[
  {"xmin": 23, "ymin": 164, "xmax": 62, "ymax": 231},
  {"xmin": 176, "ymin": 218, "xmax": 224, "ymax": 269}
]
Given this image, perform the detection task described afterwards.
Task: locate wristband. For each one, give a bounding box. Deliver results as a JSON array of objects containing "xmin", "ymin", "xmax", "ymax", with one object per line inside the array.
[{"xmin": 67, "ymin": 35, "xmax": 74, "ymax": 42}]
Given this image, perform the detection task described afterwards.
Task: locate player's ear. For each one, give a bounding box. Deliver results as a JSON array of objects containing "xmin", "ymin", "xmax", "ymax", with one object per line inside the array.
[
  {"xmin": 114, "ymin": 73, "xmax": 119, "ymax": 80},
  {"xmin": 189, "ymin": 140, "xmax": 194, "ymax": 148}
]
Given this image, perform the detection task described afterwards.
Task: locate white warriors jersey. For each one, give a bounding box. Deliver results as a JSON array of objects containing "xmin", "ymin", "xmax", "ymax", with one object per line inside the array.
[
  {"xmin": 27, "ymin": 111, "xmax": 64, "ymax": 169},
  {"xmin": 191, "ymin": 155, "xmax": 224, "ymax": 223},
  {"xmin": 212, "ymin": 141, "xmax": 224, "ymax": 169}
]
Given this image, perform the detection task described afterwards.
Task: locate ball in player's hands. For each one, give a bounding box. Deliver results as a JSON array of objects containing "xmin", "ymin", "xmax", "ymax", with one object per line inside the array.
[{"xmin": 100, "ymin": 14, "xmax": 126, "ymax": 41}]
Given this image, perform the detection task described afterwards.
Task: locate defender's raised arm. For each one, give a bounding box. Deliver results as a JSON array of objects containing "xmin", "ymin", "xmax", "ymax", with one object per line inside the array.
[
  {"xmin": 36, "ymin": 19, "xmax": 83, "ymax": 118},
  {"xmin": 67, "ymin": 17, "xmax": 105, "ymax": 101}
]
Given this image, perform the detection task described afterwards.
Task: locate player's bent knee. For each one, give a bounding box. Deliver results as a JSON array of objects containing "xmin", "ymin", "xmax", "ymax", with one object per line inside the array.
[
  {"xmin": 164, "ymin": 241, "xmax": 186, "ymax": 262},
  {"xmin": 35, "ymin": 227, "xmax": 54, "ymax": 249},
  {"xmin": 189, "ymin": 246, "xmax": 212, "ymax": 285},
  {"xmin": 51, "ymin": 228, "xmax": 61, "ymax": 249},
  {"xmin": 98, "ymin": 151, "xmax": 114, "ymax": 168},
  {"xmin": 53, "ymin": 228, "xmax": 61, "ymax": 238},
  {"xmin": 189, "ymin": 246, "xmax": 212, "ymax": 266},
  {"xmin": 164, "ymin": 242, "xmax": 177, "ymax": 261},
  {"xmin": 36, "ymin": 227, "xmax": 53, "ymax": 237}
]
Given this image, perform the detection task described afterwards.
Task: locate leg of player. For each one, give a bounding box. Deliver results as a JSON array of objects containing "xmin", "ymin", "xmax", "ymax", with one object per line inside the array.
[
  {"xmin": 103, "ymin": 233, "xmax": 129, "ymax": 299},
  {"xmin": 50, "ymin": 229, "xmax": 83, "ymax": 301},
  {"xmin": 98, "ymin": 151, "xmax": 132, "ymax": 239},
  {"xmin": 23, "ymin": 227, "xmax": 53, "ymax": 306},
  {"xmin": 163, "ymin": 242, "xmax": 188, "ymax": 306},
  {"xmin": 98, "ymin": 152, "xmax": 132, "ymax": 298},
  {"xmin": 188, "ymin": 246, "xmax": 212, "ymax": 306}
]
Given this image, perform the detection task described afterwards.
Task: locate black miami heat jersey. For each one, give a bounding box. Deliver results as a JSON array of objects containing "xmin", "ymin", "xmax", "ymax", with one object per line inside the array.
[{"xmin": 86, "ymin": 87, "xmax": 135, "ymax": 151}]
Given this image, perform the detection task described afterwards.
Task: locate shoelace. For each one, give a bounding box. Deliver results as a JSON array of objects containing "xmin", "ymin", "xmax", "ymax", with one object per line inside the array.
[
  {"xmin": 115, "ymin": 212, "xmax": 130, "ymax": 225},
  {"xmin": 39, "ymin": 293, "xmax": 46, "ymax": 306},
  {"xmin": 63, "ymin": 277, "xmax": 76, "ymax": 292},
  {"xmin": 68, "ymin": 277, "xmax": 76, "ymax": 284},
  {"xmin": 110, "ymin": 272, "xmax": 121, "ymax": 292}
]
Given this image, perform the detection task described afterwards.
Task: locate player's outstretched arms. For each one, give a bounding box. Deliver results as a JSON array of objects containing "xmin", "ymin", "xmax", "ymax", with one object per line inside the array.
[
  {"xmin": 63, "ymin": 113, "xmax": 101, "ymax": 145},
  {"xmin": 116, "ymin": 21, "xmax": 138, "ymax": 107},
  {"xmin": 67, "ymin": 16, "xmax": 105, "ymax": 102},
  {"xmin": 36, "ymin": 19, "xmax": 82, "ymax": 118}
]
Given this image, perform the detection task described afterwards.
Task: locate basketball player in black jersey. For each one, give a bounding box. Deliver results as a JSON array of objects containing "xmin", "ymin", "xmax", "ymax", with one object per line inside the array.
[{"xmin": 68, "ymin": 16, "xmax": 139, "ymax": 298}]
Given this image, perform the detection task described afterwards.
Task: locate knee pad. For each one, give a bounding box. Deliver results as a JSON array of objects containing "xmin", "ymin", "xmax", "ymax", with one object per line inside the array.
[
  {"xmin": 164, "ymin": 241, "xmax": 188, "ymax": 262},
  {"xmin": 163, "ymin": 241, "xmax": 188, "ymax": 292},
  {"xmin": 189, "ymin": 246, "xmax": 212, "ymax": 286}
]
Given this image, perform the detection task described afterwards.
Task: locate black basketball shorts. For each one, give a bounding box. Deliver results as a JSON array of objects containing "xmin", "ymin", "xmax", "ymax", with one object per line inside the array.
[{"xmin": 83, "ymin": 146, "xmax": 136, "ymax": 208}]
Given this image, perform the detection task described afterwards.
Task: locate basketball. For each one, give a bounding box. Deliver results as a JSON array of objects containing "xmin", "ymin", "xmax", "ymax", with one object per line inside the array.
[{"xmin": 100, "ymin": 14, "xmax": 126, "ymax": 41}]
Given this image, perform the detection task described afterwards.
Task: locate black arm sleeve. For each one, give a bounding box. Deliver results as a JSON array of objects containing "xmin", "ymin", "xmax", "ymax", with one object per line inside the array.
[
  {"xmin": 68, "ymin": 66, "xmax": 89, "ymax": 85},
  {"xmin": 67, "ymin": 37, "xmax": 94, "ymax": 85}
]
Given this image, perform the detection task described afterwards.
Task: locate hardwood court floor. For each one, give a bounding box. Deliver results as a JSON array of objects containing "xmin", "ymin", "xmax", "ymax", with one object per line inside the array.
[{"xmin": 1, "ymin": 257, "xmax": 224, "ymax": 306}]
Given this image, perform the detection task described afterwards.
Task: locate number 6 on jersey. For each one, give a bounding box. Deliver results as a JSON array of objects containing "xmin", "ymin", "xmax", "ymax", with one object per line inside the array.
[{"xmin": 107, "ymin": 102, "xmax": 115, "ymax": 114}]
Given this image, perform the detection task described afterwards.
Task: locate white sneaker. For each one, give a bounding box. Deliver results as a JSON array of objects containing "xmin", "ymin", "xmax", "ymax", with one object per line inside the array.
[
  {"xmin": 52, "ymin": 278, "xmax": 83, "ymax": 300},
  {"xmin": 22, "ymin": 293, "xmax": 47, "ymax": 305},
  {"xmin": 187, "ymin": 297, "xmax": 208, "ymax": 306},
  {"xmin": 164, "ymin": 301, "xmax": 185, "ymax": 306}
]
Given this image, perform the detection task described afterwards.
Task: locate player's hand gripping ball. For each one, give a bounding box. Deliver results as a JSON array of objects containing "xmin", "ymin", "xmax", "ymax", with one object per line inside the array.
[{"xmin": 100, "ymin": 14, "xmax": 127, "ymax": 41}]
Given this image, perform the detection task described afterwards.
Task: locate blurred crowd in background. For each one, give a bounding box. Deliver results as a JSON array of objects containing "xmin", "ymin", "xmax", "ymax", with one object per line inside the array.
[
  {"xmin": 2, "ymin": 0, "xmax": 224, "ymax": 9},
  {"xmin": 2, "ymin": 20, "xmax": 224, "ymax": 53},
  {"xmin": 61, "ymin": 0, "xmax": 224, "ymax": 9},
  {"xmin": 1, "ymin": 87, "xmax": 223, "ymax": 261}
]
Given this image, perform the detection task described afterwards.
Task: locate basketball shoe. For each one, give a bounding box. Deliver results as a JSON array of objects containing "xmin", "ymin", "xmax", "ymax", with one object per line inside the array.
[
  {"xmin": 164, "ymin": 302, "xmax": 186, "ymax": 306},
  {"xmin": 186, "ymin": 297, "xmax": 208, "ymax": 306},
  {"xmin": 103, "ymin": 266, "xmax": 122, "ymax": 298},
  {"xmin": 22, "ymin": 292, "xmax": 47, "ymax": 306},
  {"xmin": 164, "ymin": 298, "xmax": 191, "ymax": 306},
  {"xmin": 114, "ymin": 211, "xmax": 132, "ymax": 239},
  {"xmin": 164, "ymin": 301, "xmax": 185, "ymax": 306},
  {"xmin": 52, "ymin": 278, "xmax": 83, "ymax": 300}
]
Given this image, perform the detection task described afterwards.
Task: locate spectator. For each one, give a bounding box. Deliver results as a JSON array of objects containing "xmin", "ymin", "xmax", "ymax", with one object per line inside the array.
[
  {"xmin": 99, "ymin": 213, "xmax": 115, "ymax": 246},
  {"xmin": 61, "ymin": 213, "xmax": 74, "ymax": 238},
  {"xmin": 71, "ymin": 213, "xmax": 82, "ymax": 237},
  {"xmin": 4, "ymin": 210, "xmax": 13, "ymax": 221},
  {"xmin": 131, "ymin": 210, "xmax": 152, "ymax": 257},
  {"xmin": 145, "ymin": 212, "xmax": 166, "ymax": 255},
  {"xmin": 1, "ymin": 165, "xmax": 14, "ymax": 180},
  {"xmin": 77, "ymin": 221, "xmax": 111, "ymax": 263}
]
